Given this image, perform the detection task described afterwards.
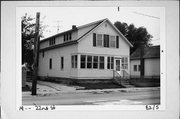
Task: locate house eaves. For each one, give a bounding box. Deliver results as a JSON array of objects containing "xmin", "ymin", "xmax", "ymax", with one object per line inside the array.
[
  {"xmin": 40, "ymin": 28, "xmax": 78, "ymax": 43},
  {"xmin": 39, "ymin": 40, "xmax": 78, "ymax": 52},
  {"xmin": 39, "ymin": 18, "xmax": 133, "ymax": 52},
  {"xmin": 77, "ymin": 18, "xmax": 133, "ymax": 47}
]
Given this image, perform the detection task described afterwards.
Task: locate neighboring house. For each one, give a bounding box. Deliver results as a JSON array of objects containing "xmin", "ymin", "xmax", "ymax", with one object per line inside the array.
[
  {"xmin": 130, "ymin": 45, "xmax": 160, "ymax": 78},
  {"xmin": 38, "ymin": 18, "xmax": 133, "ymax": 81}
]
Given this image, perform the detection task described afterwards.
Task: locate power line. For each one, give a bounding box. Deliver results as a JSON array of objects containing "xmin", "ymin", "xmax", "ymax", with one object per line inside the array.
[{"xmin": 133, "ymin": 11, "xmax": 160, "ymax": 19}]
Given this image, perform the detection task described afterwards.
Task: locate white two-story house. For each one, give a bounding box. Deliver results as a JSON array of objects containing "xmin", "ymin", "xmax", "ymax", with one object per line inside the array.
[{"xmin": 38, "ymin": 18, "xmax": 133, "ymax": 81}]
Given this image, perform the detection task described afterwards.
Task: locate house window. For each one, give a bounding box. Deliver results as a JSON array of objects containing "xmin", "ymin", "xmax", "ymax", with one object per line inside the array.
[
  {"xmin": 96, "ymin": 34, "xmax": 103, "ymax": 47},
  {"xmin": 111, "ymin": 57, "xmax": 114, "ymax": 69},
  {"xmin": 81, "ymin": 55, "xmax": 86, "ymax": 68},
  {"xmin": 104, "ymin": 34, "xmax": 109, "ymax": 47},
  {"xmin": 93, "ymin": 56, "xmax": 98, "ymax": 69},
  {"xmin": 69, "ymin": 33, "xmax": 72, "ymax": 40},
  {"xmin": 71, "ymin": 55, "xmax": 77, "ymax": 68},
  {"xmin": 49, "ymin": 58, "xmax": 52, "ymax": 69},
  {"xmin": 134, "ymin": 65, "xmax": 137, "ymax": 71},
  {"xmin": 110, "ymin": 36, "xmax": 116, "ymax": 48},
  {"xmin": 107, "ymin": 57, "xmax": 110, "ymax": 69},
  {"xmin": 99, "ymin": 56, "xmax": 104, "ymax": 69},
  {"xmin": 49, "ymin": 38, "xmax": 55, "ymax": 46},
  {"xmin": 107, "ymin": 56, "xmax": 114, "ymax": 69},
  {"xmin": 61, "ymin": 57, "xmax": 64, "ymax": 70},
  {"xmin": 64, "ymin": 33, "xmax": 72, "ymax": 42},
  {"xmin": 87, "ymin": 56, "xmax": 92, "ymax": 68},
  {"xmin": 122, "ymin": 57, "xmax": 128, "ymax": 69},
  {"xmin": 93, "ymin": 33, "xmax": 119, "ymax": 49}
]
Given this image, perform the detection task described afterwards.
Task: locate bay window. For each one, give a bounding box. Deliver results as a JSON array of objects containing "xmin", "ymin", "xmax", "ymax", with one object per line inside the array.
[
  {"xmin": 87, "ymin": 56, "xmax": 92, "ymax": 68},
  {"xmin": 99, "ymin": 56, "xmax": 104, "ymax": 69},
  {"xmin": 81, "ymin": 55, "xmax": 86, "ymax": 68},
  {"xmin": 93, "ymin": 56, "xmax": 98, "ymax": 69}
]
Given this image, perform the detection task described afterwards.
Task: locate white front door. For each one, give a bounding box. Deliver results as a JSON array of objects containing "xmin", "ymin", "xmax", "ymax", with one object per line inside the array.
[{"xmin": 115, "ymin": 59, "xmax": 121, "ymax": 75}]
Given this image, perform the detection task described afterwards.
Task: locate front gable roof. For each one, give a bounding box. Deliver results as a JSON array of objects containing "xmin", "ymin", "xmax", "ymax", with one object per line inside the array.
[
  {"xmin": 77, "ymin": 18, "xmax": 133, "ymax": 47},
  {"xmin": 40, "ymin": 18, "xmax": 133, "ymax": 51}
]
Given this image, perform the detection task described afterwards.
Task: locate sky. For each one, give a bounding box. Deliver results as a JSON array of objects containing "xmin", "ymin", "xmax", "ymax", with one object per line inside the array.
[{"xmin": 20, "ymin": 7, "xmax": 162, "ymax": 46}]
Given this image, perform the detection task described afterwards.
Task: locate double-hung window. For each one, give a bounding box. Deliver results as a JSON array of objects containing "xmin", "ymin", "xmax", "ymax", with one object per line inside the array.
[
  {"xmin": 87, "ymin": 56, "xmax": 92, "ymax": 68},
  {"xmin": 107, "ymin": 56, "xmax": 114, "ymax": 69},
  {"xmin": 71, "ymin": 55, "xmax": 77, "ymax": 68},
  {"xmin": 122, "ymin": 57, "xmax": 128, "ymax": 70},
  {"xmin": 93, "ymin": 33, "xmax": 119, "ymax": 48},
  {"xmin": 96, "ymin": 34, "xmax": 103, "ymax": 47},
  {"xmin": 81, "ymin": 55, "xmax": 86, "ymax": 68},
  {"xmin": 99, "ymin": 56, "xmax": 104, "ymax": 69},
  {"xmin": 110, "ymin": 36, "xmax": 116, "ymax": 48},
  {"xmin": 64, "ymin": 33, "xmax": 72, "ymax": 42},
  {"xmin": 134, "ymin": 65, "xmax": 137, "ymax": 71},
  {"xmin": 49, "ymin": 38, "xmax": 55, "ymax": 46},
  {"xmin": 93, "ymin": 56, "xmax": 98, "ymax": 69},
  {"xmin": 104, "ymin": 34, "xmax": 109, "ymax": 47}
]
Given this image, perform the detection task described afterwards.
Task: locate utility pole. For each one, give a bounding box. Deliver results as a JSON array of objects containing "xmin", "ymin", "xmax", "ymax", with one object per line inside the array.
[
  {"xmin": 140, "ymin": 45, "xmax": 144, "ymax": 79},
  {"xmin": 32, "ymin": 12, "xmax": 40, "ymax": 95}
]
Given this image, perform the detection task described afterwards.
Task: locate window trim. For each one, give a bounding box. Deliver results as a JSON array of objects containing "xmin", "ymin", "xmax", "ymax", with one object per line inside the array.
[
  {"xmin": 122, "ymin": 57, "xmax": 128, "ymax": 70},
  {"xmin": 64, "ymin": 33, "xmax": 72, "ymax": 42},
  {"xmin": 99, "ymin": 56, "xmax": 104, "ymax": 69},
  {"xmin": 71, "ymin": 55, "xmax": 77, "ymax": 68},
  {"xmin": 107, "ymin": 56, "xmax": 114, "ymax": 69},
  {"xmin": 93, "ymin": 33, "xmax": 119, "ymax": 49},
  {"xmin": 103, "ymin": 34, "xmax": 109, "ymax": 47},
  {"xmin": 96, "ymin": 34, "xmax": 103, "ymax": 47},
  {"xmin": 93, "ymin": 56, "xmax": 98, "ymax": 69},
  {"xmin": 134, "ymin": 65, "xmax": 137, "ymax": 72},
  {"xmin": 80, "ymin": 55, "xmax": 86, "ymax": 69}
]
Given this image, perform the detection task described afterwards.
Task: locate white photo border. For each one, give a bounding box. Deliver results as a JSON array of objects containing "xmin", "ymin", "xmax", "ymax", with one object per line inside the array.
[{"xmin": 16, "ymin": 5, "xmax": 166, "ymax": 111}]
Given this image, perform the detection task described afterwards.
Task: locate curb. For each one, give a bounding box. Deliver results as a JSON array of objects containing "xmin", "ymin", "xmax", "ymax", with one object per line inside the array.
[{"xmin": 22, "ymin": 87, "xmax": 160, "ymax": 97}]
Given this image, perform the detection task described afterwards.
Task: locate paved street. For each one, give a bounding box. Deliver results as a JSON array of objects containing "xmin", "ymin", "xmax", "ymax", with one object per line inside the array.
[{"xmin": 22, "ymin": 88, "xmax": 160, "ymax": 105}]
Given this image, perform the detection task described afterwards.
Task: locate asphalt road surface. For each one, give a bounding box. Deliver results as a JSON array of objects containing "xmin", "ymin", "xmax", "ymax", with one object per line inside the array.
[{"xmin": 22, "ymin": 89, "xmax": 160, "ymax": 105}]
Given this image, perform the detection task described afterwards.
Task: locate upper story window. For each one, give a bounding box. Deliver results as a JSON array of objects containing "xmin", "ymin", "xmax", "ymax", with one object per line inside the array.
[
  {"xmin": 93, "ymin": 33, "xmax": 119, "ymax": 48},
  {"xmin": 96, "ymin": 34, "xmax": 103, "ymax": 47},
  {"xmin": 110, "ymin": 36, "xmax": 116, "ymax": 48},
  {"xmin": 64, "ymin": 33, "xmax": 72, "ymax": 42},
  {"xmin": 49, "ymin": 37, "xmax": 55, "ymax": 46}
]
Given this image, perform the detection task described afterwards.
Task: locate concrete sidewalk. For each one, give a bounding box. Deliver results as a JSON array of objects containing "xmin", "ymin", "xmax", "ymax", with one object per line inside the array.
[{"xmin": 23, "ymin": 80, "xmax": 160, "ymax": 97}]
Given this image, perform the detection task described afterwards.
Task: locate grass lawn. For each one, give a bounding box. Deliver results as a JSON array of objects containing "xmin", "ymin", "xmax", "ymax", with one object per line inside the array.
[{"xmin": 74, "ymin": 83, "xmax": 124, "ymax": 90}]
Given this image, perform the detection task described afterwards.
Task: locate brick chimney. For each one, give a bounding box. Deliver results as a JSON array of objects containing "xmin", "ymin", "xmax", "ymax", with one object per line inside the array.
[{"xmin": 72, "ymin": 25, "xmax": 77, "ymax": 30}]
